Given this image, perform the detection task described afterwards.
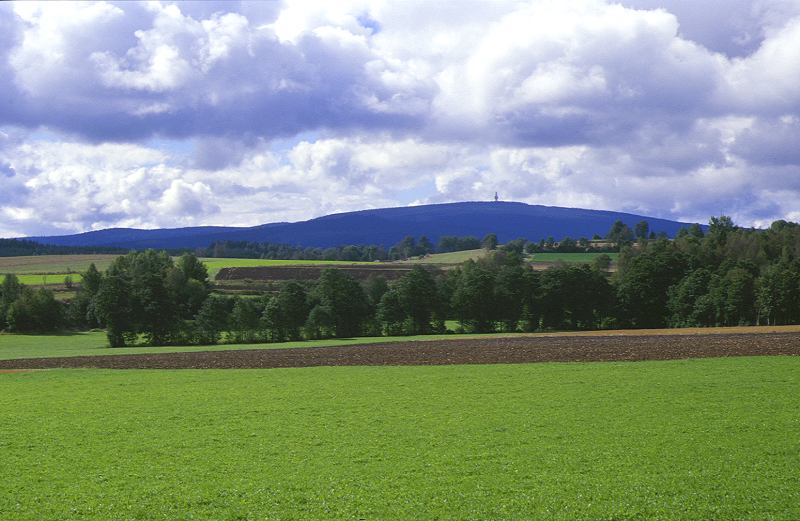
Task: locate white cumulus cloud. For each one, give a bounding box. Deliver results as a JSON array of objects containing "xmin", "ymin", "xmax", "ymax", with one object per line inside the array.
[{"xmin": 1, "ymin": 0, "xmax": 800, "ymax": 236}]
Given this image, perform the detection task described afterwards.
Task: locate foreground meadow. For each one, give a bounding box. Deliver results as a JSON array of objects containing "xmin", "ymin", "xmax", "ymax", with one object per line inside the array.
[{"xmin": 1, "ymin": 357, "xmax": 798, "ymax": 519}]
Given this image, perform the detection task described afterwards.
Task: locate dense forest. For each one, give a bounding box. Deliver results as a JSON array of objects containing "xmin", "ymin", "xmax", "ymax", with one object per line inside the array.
[
  {"xmin": 198, "ymin": 229, "xmax": 619, "ymax": 261},
  {"xmin": 199, "ymin": 235, "xmax": 486, "ymax": 261},
  {"xmin": 0, "ymin": 238, "xmax": 126, "ymax": 257},
  {"xmin": 2, "ymin": 228, "xmax": 620, "ymax": 262},
  {"xmin": 2, "ymin": 216, "xmax": 800, "ymax": 346}
]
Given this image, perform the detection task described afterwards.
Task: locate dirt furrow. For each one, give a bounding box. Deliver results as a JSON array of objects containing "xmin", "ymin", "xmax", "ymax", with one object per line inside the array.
[{"xmin": 1, "ymin": 332, "xmax": 798, "ymax": 370}]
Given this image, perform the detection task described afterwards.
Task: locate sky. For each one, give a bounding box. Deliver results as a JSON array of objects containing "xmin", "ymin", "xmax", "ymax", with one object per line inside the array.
[{"xmin": 2, "ymin": 0, "xmax": 800, "ymax": 237}]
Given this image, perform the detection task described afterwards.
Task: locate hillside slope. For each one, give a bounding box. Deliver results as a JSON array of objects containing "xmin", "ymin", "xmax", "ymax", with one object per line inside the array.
[{"xmin": 26, "ymin": 201, "xmax": 701, "ymax": 249}]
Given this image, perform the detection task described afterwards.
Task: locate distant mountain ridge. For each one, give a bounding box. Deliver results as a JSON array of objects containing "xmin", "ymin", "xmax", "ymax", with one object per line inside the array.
[{"xmin": 25, "ymin": 201, "xmax": 703, "ymax": 249}]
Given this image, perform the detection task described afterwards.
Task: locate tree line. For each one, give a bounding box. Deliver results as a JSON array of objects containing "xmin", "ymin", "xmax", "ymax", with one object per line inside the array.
[
  {"xmin": 200, "ymin": 235, "xmax": 495, "ymax": 262},
  {"xmin": 2, "ymin": 217, "xmax": 649, "ymax": 262},
  {"xmin": 0, "ymin": 238, "xmax": 126, "ymax": 257},
  {"xmin": 616, "ymin": 217, "xmax": 800, "ymax": 327},
  {"xmin": 70, "ymin": 249, "xmax": 612, "ymax": 346},
  {"xmin": 200, "ymin": 226, "xmax": 625, "ymax": 263},
  {"xmin": 2, "ymin": 216, "xmax": 800, "ymax": 343},
  {"xmin": 0, "ymin": 275, "xmax": 64, "ymax": 332}
]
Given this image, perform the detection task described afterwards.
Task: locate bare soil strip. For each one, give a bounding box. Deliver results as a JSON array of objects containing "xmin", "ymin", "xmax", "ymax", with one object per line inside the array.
[
  {"xmin": 1, "ymin": 332, "xmax": 798, "ymax": 370},
  {"xmin": 494, "ymin": 324, "xmax": 800, "ymax": 338}
]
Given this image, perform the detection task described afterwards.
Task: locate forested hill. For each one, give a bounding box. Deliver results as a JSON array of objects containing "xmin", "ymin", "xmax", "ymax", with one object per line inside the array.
[{"xmin": 24, "ymin": 202, "xmax": 701, "ymax": 249}]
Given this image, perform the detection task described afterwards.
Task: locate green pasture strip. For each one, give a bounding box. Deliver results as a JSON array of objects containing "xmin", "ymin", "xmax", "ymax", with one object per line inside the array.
[
  {"xmin": 529, "ymin": 252, "xmax": 619, "ymax": 263},
  {"xmin": 0, "ymin": 273, "xmax": 83, "ymax": 286},
  {"xmin": 0, "ymin": 332, "xmax": 110, "ymax": 359},
  {"xmin": 0, "ymin": 331, "xmax": 531, "ymax": 361},
  {"xmin": 1, "ymin": 357, "xmax": 797, "ymax": 519}
]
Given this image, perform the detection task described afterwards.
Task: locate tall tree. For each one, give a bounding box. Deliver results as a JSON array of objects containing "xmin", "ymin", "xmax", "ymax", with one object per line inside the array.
[
  {"xmin": 128, "ymin": 250, "xmax": 179, "ymax": 345},
  {"xmin": 276, "ymin": 281, "xmax": 309, "ymax": 341},
  {"xmin": 304, "ymin": 304, "xmax": 335, "ymax": 339},
  {"xmin": 230, "ymin": 297, "xmax": 263, "ymax": 343},
  {"xmin": 451, "ymin": 261, "xmax": 496, "ymax": 332},
  {"xmin": 377, "ymin": 289, "xmax": 406, "ymax": 336},
  {"xmin": 67, "ymin": 263, "xmax": 103, "ymax": 329},
  {"xmin": 719, "ymin": 265, "xmax": 757, "ymax": 326},
  {"xmin": 606, "ymin": 220, "xmax": 634, "ymax": 248},
  {"xmin": 313, "ymin": 269, "xmax": 369, "ymax": 337},
  {"xmin": 194, "ymin": 295, "xmax": 232, "ymax": 345},
  {"xmin": 494, "ymin": 264, "xmax": 527, "ymax": 332},
  {"xmin": 365, "ymin": 276, "xmax": 389, "ymax": 308},
  {"xmin": 94, "ymin": 264, "xmax": 134, "ymax": 347},
  {"xmin": 616, "ymin": 240, "xmax": 688, "ymax": 328},
  {"xmin": 667, "ymin": 268, "xmax": 712, "ymax": 327},
  {"xmin": 635, "ymin": 221, "xmax": 650, "ymax": 241},
  {"xmin": 394, "ymin": 236, "xmax": 417, "ymax": 259},
  {"xmin": 261, "ymin": 296, "xmax": 286, "ymax": 342},
  {"xmin": 0, "ymin": 273, "xmax": 23, "ymax": 330},
  {"xmin": 756, "ymin": 260, "xmax": 800, "ymax": 325},
  {"xmin": 6, "ymin": 288, "xmax": 63, "ymax": 332},
  {"xmin": 395, "ymin": 266, "xmax": 439, "ymax": 334},
  {"xmin": 418, "ymin": 236, "xmax": 435, "ymax": 255},
  {"xmin": 176, "ymin": 253, "xmax": 209, "ymax": 286},
  {"xmin": 481, "ymin": 233, "xmax": 498, "ymax": 251},
  {"xmin": 92, "ymin": 250, "xmax": 198, "ymax": 346}
]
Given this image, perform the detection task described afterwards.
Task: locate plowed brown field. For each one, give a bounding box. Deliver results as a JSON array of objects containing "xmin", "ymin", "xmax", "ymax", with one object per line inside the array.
[{"xmin": 1, "ymin": 331, "xmax": 798, "ymax": 370}]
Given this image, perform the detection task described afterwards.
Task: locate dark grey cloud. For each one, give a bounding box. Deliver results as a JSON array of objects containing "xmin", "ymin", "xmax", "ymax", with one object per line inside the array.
[
  {"xmin": 621, "ymin": 0, "xmax": 758, "ymax": 56},
  {"xmin": 191, "ymin": 136, "xmax": 259, "ymax": 170},
  {"xmin": 621, "ymin": 0, "xmax": 800, "ymax": 57},
  {"xmin": 733, "ymin": 118, "xmax": 800, "ymax": 166}
]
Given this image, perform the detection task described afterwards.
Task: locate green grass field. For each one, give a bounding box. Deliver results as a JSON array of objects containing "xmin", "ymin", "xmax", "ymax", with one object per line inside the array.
[
  {"xmin": 0, "ymin": 273, "xmax": 83, "ymax": 286},
  {"xmin": 1, "ymin": 357, "xmax": 797, "ymax": 519},
  {"xmin": 529, "ymin": 252, "xmax": 619, "ymax": 263}
]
